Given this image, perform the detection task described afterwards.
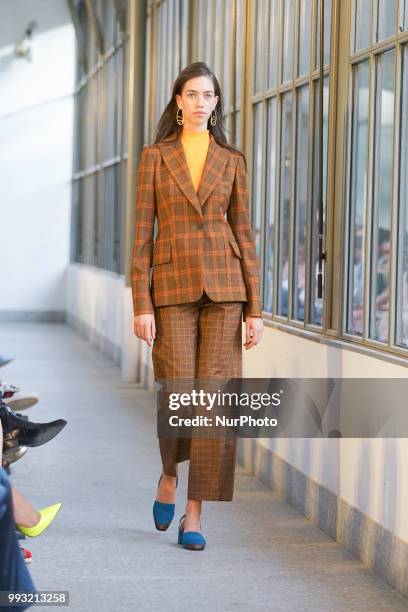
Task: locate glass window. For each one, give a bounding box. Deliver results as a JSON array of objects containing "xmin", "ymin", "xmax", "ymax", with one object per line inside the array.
[
  {"xmin": 205, "ymin": 0, "xmax": 215, "ymax": 66},
  {"xmin": 144, "ymin": 13, "xmax": 152, "ymax": 144},
  {"xmin": 180, "ymin": 0, "xmax": 189, "ymax": 68},
  {"xmin": 277, "ymin": 92, "xmax": 293, "ymax": 316},
  {"xmin": 154, "ymin": 6, "xmax": 162, "ymax": 125},
  {"xmin": 105, "ymin": 57, "xmax": 117, "ymax": 160},
  {"xmin": 254, "ymin": 0, "xmax": 266, "ymax": 93},
  {"xmin": 234, "ymin": 111, "xmax": 241, "ymax": 148},
  {"xmin": 235, "ymin": 0, "xmax": 243, "ymax": 99},
  {"xmin": 71, "ymin": 0, "xmax": 131, "ymax": 273},
  {"xmin": 298, "ymin": 0, "xmax": 312, "ymax": 77},
  {"xmin": 83, "ymin": 175, "xmax": 96, "ymax": 265},
  {"xmin": 123, "ymin": 43, "xmax": 129, "ymax": 156},
  {"xmin": 71, "ymin": 180, "xmax": 81, "ymax": 262},
  {"xmin": 264, "ymin": 97, "xmax": 277, "ymax": 313},
  {"xmin": 315, "ymin": 0, "xmax": 332, "ymax": 67},
  {"xmin": 223, "ymin": 0, "xmax": 233, "ymax": 111},
  {"xmin": 293, "ymin": 85, "xmax": 310, "ymax": 322},
  {"xmin": 213, "ymin": 0, "xmax": 223, "ymax": 82},
  {"xmin": 172, "ymin": 0, "xmax": 180, "ymax": 84},
  {"xmin": 267, "ymin": 0, "xmax": 279, "ymax": 88},
  {"xmin": 369, "ymin": 49, "xmax": 395, "ymax": 343},
  {"xmin": 165, "ymin": 0, "xmax": 172, "ymax": 89},
  {"xmin": 195, "ymin": 0, "xmax": 205, "ymax": 59},
  {"xmin": 85, "ymin": 79, "xmax": 97, "ymax": 168},
  {"xmin": 346, "ymin": 61, "xmax": 370, "ymax": 336},
  {"xmin": 353, "ymin": 0, "xmax": 372, "ymax": 52},
  {"xmin": 400, "ymin": 0, "xmax": 408, "ymax": 31},
  {"xmin": 282, "ymin": 0, "xmax": 295, "ymax": 83},
  {"xmin": 310, "ymin": 75, "xmax": 329, "ymax": 326},
  {"xmin": 376, "ymin": 0, "xmax": 397, "ymax": 41},
  {"xmin": 115, "ymin": 48, "xmax": 123, "ymax": 155},
  {"xmin": 251, "ymin": 103, "xmax": 264, "ymax": 257},
  {"xmin": 161, "ymin": 3, "xmax": 167, "ymax": 115},
  {"xmin": 396, "ymin": 45, "xmax": 408, "ymax": 347}
]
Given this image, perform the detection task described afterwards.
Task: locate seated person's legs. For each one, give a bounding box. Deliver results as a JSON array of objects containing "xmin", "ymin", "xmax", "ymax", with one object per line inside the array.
[
  {"xmin": 0, "ymin": 422, "xmax": 36, "ymax": 609},
  {"xmin": 0, "ymin": 468, "xmax": 36, "ymax": 605}
]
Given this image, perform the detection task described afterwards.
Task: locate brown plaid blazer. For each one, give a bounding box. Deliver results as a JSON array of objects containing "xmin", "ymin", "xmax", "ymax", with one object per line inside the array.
[{"xmin": 131, "ymin": 131, "xmax": 262, "ymax": 321}]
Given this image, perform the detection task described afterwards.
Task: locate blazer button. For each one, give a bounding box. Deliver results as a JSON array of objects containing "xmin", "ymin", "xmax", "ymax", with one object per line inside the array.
[{"xmin": 195, "ymin": 223, "xmax": 204, "ymax": 230}]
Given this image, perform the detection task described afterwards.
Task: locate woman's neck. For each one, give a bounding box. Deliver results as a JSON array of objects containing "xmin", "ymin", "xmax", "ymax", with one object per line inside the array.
[{"xmin": 183, "ymin": 128, "xmax": 208, "ymax": 133}]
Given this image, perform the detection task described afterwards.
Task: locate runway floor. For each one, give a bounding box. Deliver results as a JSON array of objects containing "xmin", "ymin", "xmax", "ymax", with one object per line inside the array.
[{"xmin": 2, "ymin": 322, "xmax": 407, "ymax": 612}]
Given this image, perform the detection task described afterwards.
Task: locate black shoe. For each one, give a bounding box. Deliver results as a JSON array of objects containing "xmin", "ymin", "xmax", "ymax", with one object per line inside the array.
[
  {"xmin": 14, "ymin": 413, "xmax": 29, "ymax": 421},
  {"xmin": 0, "ymin": 403, "xmax": 67, "ymax": 448}
]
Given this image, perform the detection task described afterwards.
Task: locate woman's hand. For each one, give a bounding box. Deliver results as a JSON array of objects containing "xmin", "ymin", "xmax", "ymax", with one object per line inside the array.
[
  {"xmin": 243, "ymin": 316, "xmax": 264, "ymax": 350},
  {"xmin": 134, "ymin": 314, "xmax": 156, "ymax": 347}
]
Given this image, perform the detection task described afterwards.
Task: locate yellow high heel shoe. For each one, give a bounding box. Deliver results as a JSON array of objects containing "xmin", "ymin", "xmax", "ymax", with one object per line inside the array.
[{"xmin": 16, "ymin": 502, "xmax": 61, "ymax": 537}]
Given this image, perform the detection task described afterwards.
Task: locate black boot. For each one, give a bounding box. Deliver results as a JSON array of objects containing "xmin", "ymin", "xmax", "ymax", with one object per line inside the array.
[{"xmin": 0, "ymin": 402, "xmax": 67, "ymax": 448}]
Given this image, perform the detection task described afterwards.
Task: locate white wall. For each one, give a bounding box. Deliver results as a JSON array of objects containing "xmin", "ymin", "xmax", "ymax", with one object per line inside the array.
[
  {"xmin": 66, "ymin": 264, "xmax": 145, "ymax": 386},
  {"xmin": 0, "ymin": 3, "xmax": 75, "ymax": 312}
]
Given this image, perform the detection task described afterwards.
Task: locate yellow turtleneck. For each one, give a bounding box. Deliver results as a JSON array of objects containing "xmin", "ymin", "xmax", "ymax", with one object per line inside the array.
[{"xmin": 181, "ymin": 128, "xmax": 210, "ymax": 193}]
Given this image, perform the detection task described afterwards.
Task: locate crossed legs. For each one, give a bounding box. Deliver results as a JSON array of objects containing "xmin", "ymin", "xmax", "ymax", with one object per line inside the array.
[{"xmin": 0, "ymin": 423, "xmax": 40, "ymax": 527}]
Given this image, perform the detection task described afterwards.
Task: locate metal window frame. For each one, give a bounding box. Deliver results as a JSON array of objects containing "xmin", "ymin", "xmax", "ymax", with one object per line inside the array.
[
  {"xmin": 121, "ymin": 0, "xmax": 408, "ymax": 366},
  {"xmin": 245, "ymin": 0, "xmax": 333, "ymax": 333},
  {"xmin": 338, "ymin": 0, "xmax": 408, "ymax": 360},
  {"xmin": 69, "ymin": 0, "xmax": 133, "ymax": 276},
  {"xmin": 395, "ymin": 43, "xmax": 408, "ymax": 347}
]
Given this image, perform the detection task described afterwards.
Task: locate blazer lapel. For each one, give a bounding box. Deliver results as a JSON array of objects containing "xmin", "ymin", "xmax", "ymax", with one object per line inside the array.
[
  {"xmin": 196, "ymin": 134, "xmax": 229, "ymax": 208},
  {"xmin": 157, "ymin": 131, "xmax": 230, "ymax": 218}
]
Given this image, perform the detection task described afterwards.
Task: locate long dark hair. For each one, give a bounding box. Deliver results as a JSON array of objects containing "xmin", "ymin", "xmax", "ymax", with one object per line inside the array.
[{"xmin": 154, "ymin": 61, "xmax": 245, "ymax": 161}]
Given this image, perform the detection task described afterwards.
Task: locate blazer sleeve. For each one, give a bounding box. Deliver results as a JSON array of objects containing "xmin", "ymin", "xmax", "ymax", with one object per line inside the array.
[
  {"xmin": 131, "ymin": 146, "xmax": 156, "ymax": 317},
  {"xmin": 227, "ymin": 153, "xmax": 263, "ymax": 321}
]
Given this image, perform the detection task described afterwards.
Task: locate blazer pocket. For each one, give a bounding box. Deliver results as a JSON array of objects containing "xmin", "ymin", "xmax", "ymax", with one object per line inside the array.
[
  {"xmin": 228, "ymin": 236, "xmax": 242, "ymax": 259},
  {"xmin": 152, "ymin": 241, "xmax": 172, "ymax": 266}
]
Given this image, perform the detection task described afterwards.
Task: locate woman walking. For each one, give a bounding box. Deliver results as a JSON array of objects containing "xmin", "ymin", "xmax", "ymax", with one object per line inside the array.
[{"xmin": 132, "ymin": 62, "xmax": 263, "ymax": 550}]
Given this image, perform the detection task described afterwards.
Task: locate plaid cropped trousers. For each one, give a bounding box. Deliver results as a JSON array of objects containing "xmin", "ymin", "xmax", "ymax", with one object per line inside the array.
[{"xmin": 152, "ymin": 290, "xmax": 244, "ymax": 501}]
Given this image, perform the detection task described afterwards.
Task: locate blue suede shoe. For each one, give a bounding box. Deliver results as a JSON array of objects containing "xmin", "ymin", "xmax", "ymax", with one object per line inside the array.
[
  {"xmin": 153, "ymin": 473, "xmax": 178, "ymax": 531},
  {"xmin": 177, "ymin": 513, "xmax": 206, "ymax": 550}
]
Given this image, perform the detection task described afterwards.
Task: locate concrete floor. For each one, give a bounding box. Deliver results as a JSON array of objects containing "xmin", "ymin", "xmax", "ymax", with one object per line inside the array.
[{"xmin": 2, "ymin": 322, "xmax": 408, "ymax": 612}]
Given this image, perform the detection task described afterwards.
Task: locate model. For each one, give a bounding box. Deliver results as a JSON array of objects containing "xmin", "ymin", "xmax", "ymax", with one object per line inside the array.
[{"xmin": 132, "ymin": 61, "xmax": 264, "ymax": 551}]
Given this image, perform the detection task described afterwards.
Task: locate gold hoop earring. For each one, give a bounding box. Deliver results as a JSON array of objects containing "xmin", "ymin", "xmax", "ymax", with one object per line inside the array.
[
  {"xmin": 176, "ymin": 108, "xmax": 184, "ymax": 126},
  {"xmin": 210, "ymin": 110, "xmax": 217, "ymax": 126}
]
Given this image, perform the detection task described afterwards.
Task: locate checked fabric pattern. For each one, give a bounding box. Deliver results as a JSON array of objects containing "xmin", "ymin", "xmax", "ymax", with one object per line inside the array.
[{"xmin": 152, "ymin": 291, "xmax": 244, "ymax": 501}]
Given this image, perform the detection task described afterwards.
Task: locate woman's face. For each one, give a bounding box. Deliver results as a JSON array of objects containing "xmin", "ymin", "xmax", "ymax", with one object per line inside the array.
[{"xmin": 175, "ymin": 75, "xmax": 219, "ymax": 131}]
